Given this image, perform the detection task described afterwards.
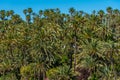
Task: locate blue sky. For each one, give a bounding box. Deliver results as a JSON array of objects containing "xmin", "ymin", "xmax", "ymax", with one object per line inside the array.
[{"xmin": 0, "ymin": 0, "xmax": 120, "ymax": 18}]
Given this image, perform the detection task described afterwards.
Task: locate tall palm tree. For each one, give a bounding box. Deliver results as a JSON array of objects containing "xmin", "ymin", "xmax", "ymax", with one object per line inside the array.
[
  {"xmin": 69, "ymin": 7, "xmax": 76, "ymax": 16},
  {"xmin": 23, "ymin": 9, "xmax": 27, "ymax": 16},
  {"xmin": 9, "ymin": 10, "xmax": 14, "ymax": 16},
  {"xmin": 27, "ymin": 8, "xmax": 33, "ymax": 15},
  {"xmin": 106, "ymin": 7, "xmax": 113, "ymax": 28},
  {"xmin": 0, "ymin": 10, "xmax": 6, "ymax": 20},
  {"xmin": 39, "ymin": 10, "xmax": 43, "ymax": 18},
  {"xmin": 26, "ymin": 15, "xmax": 31, "ymax": 24},
  {"xmin": 98, "ymin": 10, "xmax": 105, "ymax": 24},
  {"xmin": 107, "ymin": 7, "xmax": 113, "ymax": 14}
]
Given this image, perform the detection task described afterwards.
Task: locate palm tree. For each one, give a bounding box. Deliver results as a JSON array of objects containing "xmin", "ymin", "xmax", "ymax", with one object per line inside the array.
[
  {"xmin": 113, "ymin": 9, "xmax": 119, "ymax": 16},
  {"xmin": 98, "ymin": 10, "xmax": 105, "ymax": 24},
  {"xmin": 11, "ymin": 14, "xmax": 22, "ymax": 24},
  {"xmin": 23, "ymin": 9, "xmax": 27, "ymax": 16},
  {"xmin": 26, "ymin": 15, "xmax": 31, "ymax": 24},
  {"xmin": 9, "ymin": 10, "xmax": 14, "ymax": 16},
  {"xmin": 107, "ymin": 7, "xmax": 113, "ymax": 14},
  {"xmin": 69, "ymin": 7, "xmax": 76, "ymax": 16},
  {"xmin": 39, "ymin": 10, "xmax": 43, "ymax": 18},
  {"xmin": 0, "ymin": 10, "xmax": 6, "ymax": 20},
  {"xmin": 106, "ymin": 7, "xmax": 113, "ymax": 28},
  {"xmin": 27, "ymin": 8, "xmax": 33, "ymax": 15}
]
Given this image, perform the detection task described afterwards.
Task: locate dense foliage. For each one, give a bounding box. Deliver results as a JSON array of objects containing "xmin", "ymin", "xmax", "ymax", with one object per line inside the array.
[{"xmin": 0, "ymin": 7, "xmax": 120, "ymax": 80}]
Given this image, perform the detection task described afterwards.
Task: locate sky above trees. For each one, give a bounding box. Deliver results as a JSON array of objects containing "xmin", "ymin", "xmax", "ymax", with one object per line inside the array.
[{"xmin": 0, "ymin": 0, "xmax": 120, "ymax": 18}]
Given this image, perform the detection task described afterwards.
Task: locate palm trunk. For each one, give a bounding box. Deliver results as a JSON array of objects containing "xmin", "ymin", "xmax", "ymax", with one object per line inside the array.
[
  {"xmin": 111, "ymin": 48, "xmax": 117, "ymax": 80},
  {"xmin": 74, "ymin": 26, "xmax": 77, "ymax": 72},
  {"xmin": 74, "ymin": 37, "xmax": 76, "ymax": 72}
]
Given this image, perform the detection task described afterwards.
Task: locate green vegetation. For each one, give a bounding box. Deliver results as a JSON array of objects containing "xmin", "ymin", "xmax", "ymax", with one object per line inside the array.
[{"xmin": 0, "ymin": 7, "xmax": 120, "ymax": 80}]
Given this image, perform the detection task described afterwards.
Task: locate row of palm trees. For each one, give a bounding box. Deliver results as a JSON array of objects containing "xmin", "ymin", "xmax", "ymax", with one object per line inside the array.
[{"xmin": 0, "ymin": 7, "xmax": 120, "ymax": 80}]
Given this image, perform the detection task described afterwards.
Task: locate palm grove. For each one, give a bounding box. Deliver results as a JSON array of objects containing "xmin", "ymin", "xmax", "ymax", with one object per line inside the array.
[{"xmin": 0, "ymin": 7, "xmax": 120, "ymax": 80}]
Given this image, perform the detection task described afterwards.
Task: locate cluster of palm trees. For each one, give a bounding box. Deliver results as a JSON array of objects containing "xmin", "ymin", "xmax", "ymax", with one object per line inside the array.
[{"xmin": 0, "ymin": 7, "xmax": 120, "ymax": 80}]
